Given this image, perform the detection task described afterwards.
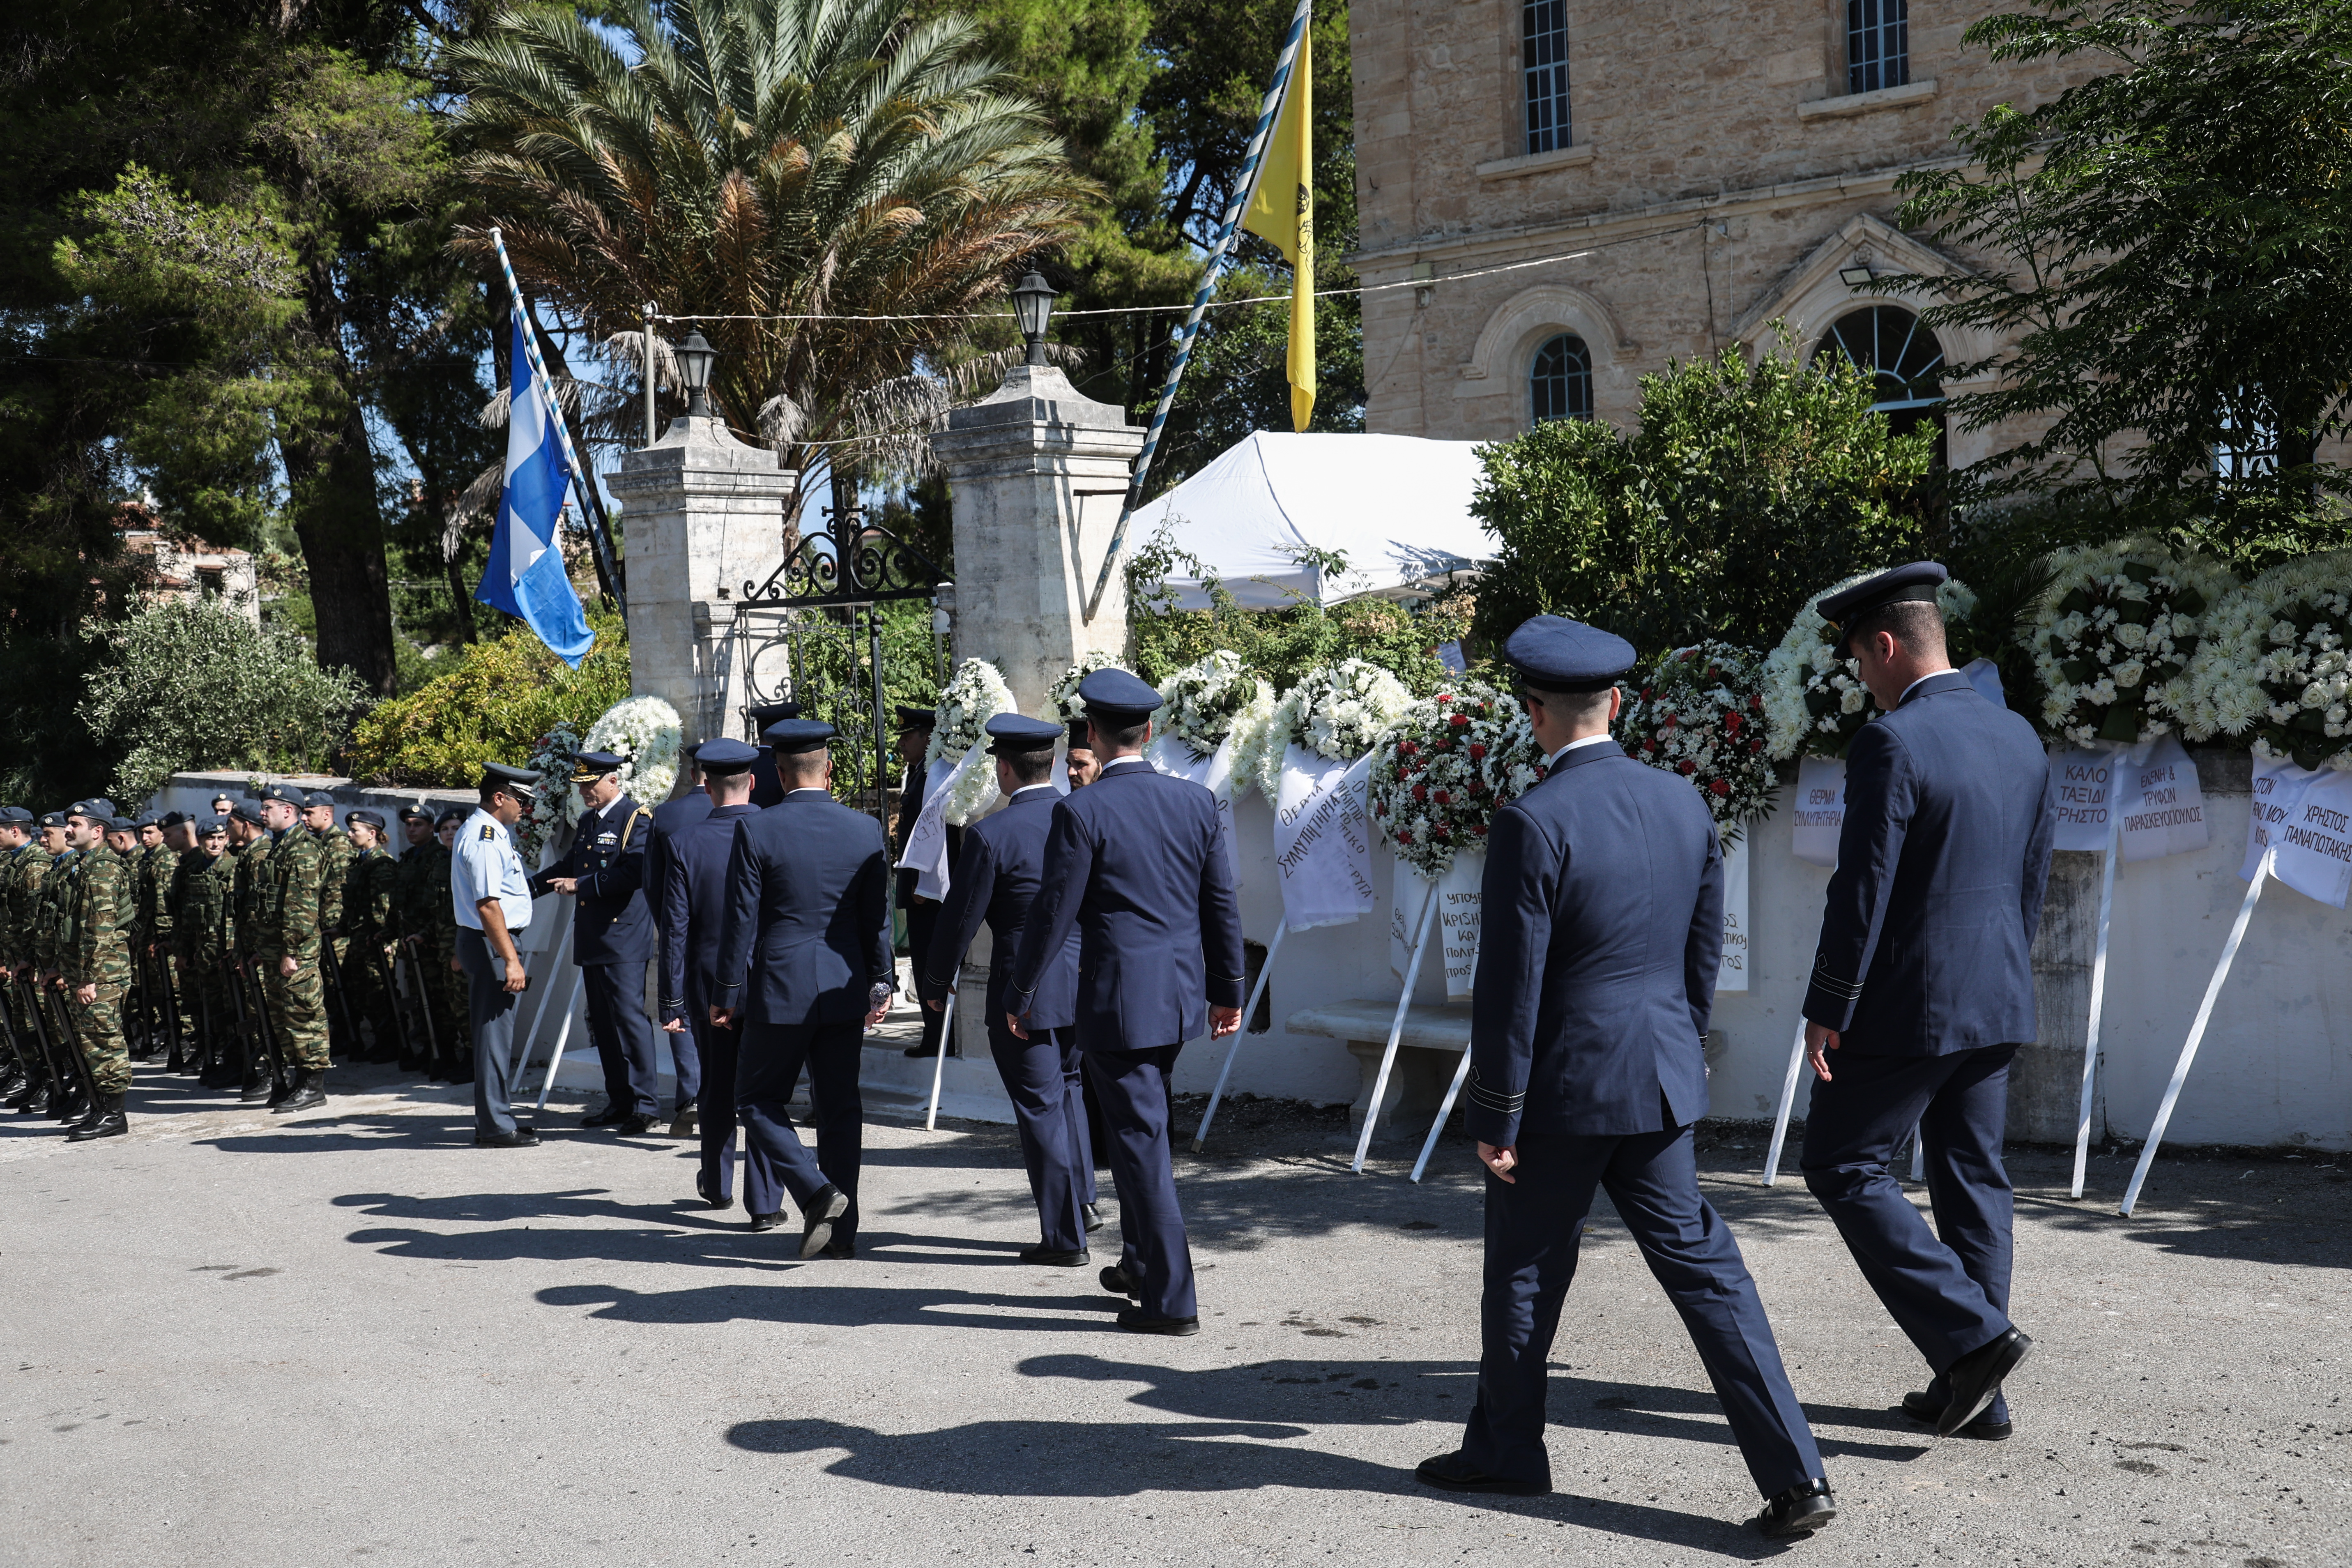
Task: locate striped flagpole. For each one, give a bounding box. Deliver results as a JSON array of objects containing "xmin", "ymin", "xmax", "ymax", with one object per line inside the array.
[
  {"xmin": 1082, "ymin": 0, "xmax": 1316, "ymax": 622},
  {"xmin": 488, "ymin": 226, "xmax": 626, "ymax": 617}
]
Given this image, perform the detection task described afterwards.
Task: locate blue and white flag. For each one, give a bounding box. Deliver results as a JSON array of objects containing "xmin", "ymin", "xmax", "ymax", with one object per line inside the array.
[{"xmin": 479, "ymin": 313, "xmax": 594, "ymax": 666}]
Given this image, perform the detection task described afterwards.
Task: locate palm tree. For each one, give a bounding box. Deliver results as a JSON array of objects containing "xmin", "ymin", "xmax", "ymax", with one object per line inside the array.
[{"xmin": 445, "ymin": 0, "xmax": 1094, "ymax": 487}]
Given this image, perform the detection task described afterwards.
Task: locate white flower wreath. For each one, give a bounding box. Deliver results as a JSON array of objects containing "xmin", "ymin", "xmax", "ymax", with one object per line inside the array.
[
  {"xmin": 1045, "ymin": 650, "xmax": 1124, "ymax": 727},
  {"xmin": 583, "ymin": 694, "xmax": 684, "ymax": 807},
  {"xmin": 2179, "ymin": 548, "xmax": 2352, "ymax": 771},
  {"xmin": 927, "ymin": 657, "xmax": 1017, "ymax": 822},
  {"xmin": 2028, "ymin": 537, "xmax": 2236, "ymax": 748},
  {"xmin": 1368, "ymin": 682, "xmax": 1540, "ymax": 876},
  {"xmin": 1256, "ymin": 658, "xmax": 1415, "ymax": 801},
  {"xmin": 1620, "ymin": 642, "xmax": 1778, "ymax": 845},
  {"xmin": 1155, "ymin": 650, "xmax": 1275, "ymax": 761},
  {"xmin": 1763, "ymin": 573, "xmax": 1978, "ymax": 760},
  {"xmin": 518, "ymin": 720, "xmax": 585, "ymax": 863}
]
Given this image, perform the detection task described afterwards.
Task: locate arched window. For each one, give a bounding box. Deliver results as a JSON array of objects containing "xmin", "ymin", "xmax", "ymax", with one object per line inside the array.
[
  {"xmin": 1523, "ymin": 0, "xmax": 1572, "ymax": 154},
  {"xmin": 1813, "ymin": 305, "xmax": 1944, "ymax": 450},
  {"xmin": 1530, "ymin": 334, "xmax": 1593, "ymax": 423}
]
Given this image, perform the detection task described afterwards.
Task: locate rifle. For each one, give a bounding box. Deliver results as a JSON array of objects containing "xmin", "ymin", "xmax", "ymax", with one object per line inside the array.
[
  {"xmin": 245, "ymin": 957, "xmax": 286, "ymax": 1092},
  {"xmin": 369, "ymin": 938, "xmax": 415, "ymax": 1062},
  {"xmin": 159, "ymin": 945, "xmax": 185, "ymax": 1072},
  {"xmin": 11, "ymin": 975, "xmax": 57, "ymax": 1096},
  {"xmin": 39, "ymin": 976, "xmax": 102, "ymax": 1119},
  {"xmin": 129, "ymin": 937, "xmax": 156, "ymax": 1060},
  {"xmin": 398, "ymin": 937, "xmax": 443, "ymax": 1072},
  {"xmin": 318, "ymin": 930, "xmax": 357, "ymax": 1057}
]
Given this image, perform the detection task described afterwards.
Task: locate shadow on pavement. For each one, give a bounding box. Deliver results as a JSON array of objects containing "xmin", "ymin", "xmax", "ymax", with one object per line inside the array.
[{"xmin": 538, "ymin": 1279, "xmax": 1124, "ymax": 1332}]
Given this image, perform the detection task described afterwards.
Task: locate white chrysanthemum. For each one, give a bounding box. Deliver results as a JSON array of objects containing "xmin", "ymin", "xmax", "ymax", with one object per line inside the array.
[
  {"xmin": 1259, "ymin": 659, "xmax": 1414, "ymax": 801},
  {"xmin": 585, "ymin": 695, "xmax": 684, "ymax": 807},
  {"xmin": 1762, "ymin": 570, "xmax": 1976, "ymax": 761},
  {"xmin": 929, "ymin": 658, "xmax": 1017, "ymax": 766},
  {"xmin": 2033, "ymin": 536, "xmax": 2236, "ymax": 748},
  {"xmin": 1045, "ymin": 650, "xmax": 1123, "ymax": 726},
  {"xmin": 2180, "ymin": 549, "xmax": 2352, "ymax": 769}
]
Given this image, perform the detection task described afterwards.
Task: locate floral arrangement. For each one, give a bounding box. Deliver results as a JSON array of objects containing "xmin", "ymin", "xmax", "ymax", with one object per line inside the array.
[
  {"xmin": 2179, "ymin": 549, "xmax": 2352, "ymax": 771},
  {"xmin": 1256, "ymin": 657, "xmax": 1415, "ymax": 801},
  {"xmin": 583, "ymin": 695, "xmax": 684, "ymax": 807},
  {"xmin": 517, "ymin": 721, "xmax": 584, "ymax": 863},
  {"xmin": 1763, "ymin": 572, "xmax": 1979, "ymax": 760},
  {"xmin": 927, "ymin": 657, "xmax": 1015, "ymax": 768},
  {"xmin": 1620, "ymin": 642, "xmax": 1778, "ymax": 844},
  {"xmin": 1045, "ymin": 650, "xmax": 1123, "ymax": 727},
  {"xmin": 2028, "ymin": 537, "xmax": 2236, "ymax": 748},
  {"xmin": 1156, "ymin": 649, "xmax": 1275, "ymax": 760},
  {"xmin": 1369, "ymin": 682, "xmax": 1542, "ymax": 876}
]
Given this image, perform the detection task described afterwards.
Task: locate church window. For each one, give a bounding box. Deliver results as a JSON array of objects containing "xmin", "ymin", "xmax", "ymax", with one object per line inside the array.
[
  {"xmin": 1847, "ymin": 0, "xmax": 1909, "ymax": 95},
  {"xmin": 1530, "ymin": 334, "xmax": 1593, "ymax": 424},
  {"xmin": 1523, "ymin": 0, "xmax": 1572, "ymax": 154}
]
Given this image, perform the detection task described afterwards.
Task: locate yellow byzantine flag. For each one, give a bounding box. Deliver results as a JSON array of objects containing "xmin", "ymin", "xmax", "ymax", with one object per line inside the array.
[{"xmin": 1243, "ymin": 47, "xmax": 1314, "ymax": 431}]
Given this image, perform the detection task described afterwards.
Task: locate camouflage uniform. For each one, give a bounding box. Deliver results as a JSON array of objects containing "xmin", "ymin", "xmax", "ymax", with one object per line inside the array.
[
  {"xmin": 312, "ymin": 822, "xmax": 354, "ymax": 1051},
  {"xmin": 0, "ymin": 844, "xmax": 44, "ymax": 1084},
  {"xmin": 230, "ymin": 833, "xmax": 276, "ymax": 1077},
  {"xmin": 172, "ymin": 847, "xmax": 234, "ymax": 1067},
  {"xmin": 133, "ymin": 841, "xmax": 183, "ymax": 1052},
  {"xmin": 253, "ymin": 827, "xmax": 329, "ymax": 1071},
  {"xmin": 341, "ymin": 843, "xmax": 396, "ymax": 1054},
  {"xmin": 63, "ymin": 842, "xmax": 132, "ymax": 1093}
]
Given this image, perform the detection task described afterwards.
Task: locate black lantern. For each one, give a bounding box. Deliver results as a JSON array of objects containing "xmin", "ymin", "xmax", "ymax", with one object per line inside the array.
[
  {"xmin": 675, "ymin": 329, "xmax": 718, "ymax": 416},
  {"xmin": 1012, "ymin": 271, "xmax": 1056, "ymax": 367}
]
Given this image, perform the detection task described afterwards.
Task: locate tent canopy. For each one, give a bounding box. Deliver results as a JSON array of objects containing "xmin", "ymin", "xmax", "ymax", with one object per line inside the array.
[{"xmin": 1127, "ymin": 432, "xmax": 1495, "ymax": 610}]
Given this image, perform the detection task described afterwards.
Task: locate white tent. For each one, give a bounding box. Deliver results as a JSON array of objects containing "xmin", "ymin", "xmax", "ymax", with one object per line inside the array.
[{"xmin": 1126, "ymin": 431, "xmax": 1495, "ymax": 610}]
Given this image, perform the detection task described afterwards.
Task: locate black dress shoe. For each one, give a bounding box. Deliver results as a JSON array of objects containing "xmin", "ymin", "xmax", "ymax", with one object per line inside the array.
[
  {"xmin": 612, "ymin": 1113, "xmax": 657, "ymax": 1136},
  {"xmin": 820, "ymin": 1238, "xmax": 857, "ymax": 1260},
  {"xmin": 13, "ymin": 1083, "xmax": 50, "ymax": 1115},
  {"xmin": 1020, "ymin": 1245, "xmax": 1089, "ymax": 1266},
  {"xmin": 748, "ymin": 1211, "xmax": 783, "ymax": 1232},
  {"xmin": 1082, "ymin": 1202, "xmax": 1105, "ymax": 1234},
  {"xmin": 1755, "ymin": 1478, "xmax": 1837, "ymax": 1538},
  {"xmin": 1116, "ymin": 1308, "xmax": 1199, "ymax": 1336},
  {"xmin": 473, "ymin": 1126, "xmax": 541, "ymax": 1148},
  {"xmin": 1938, "ymin": 1329, "xmax": 2032, "ymax": 1437},
  {"xmin": 799, "ymin": 1184, "xmax": 850, "ymax": 1259},
  {"xmin": 1100, "ymin": 1263, "xmax": 1141, "ymax": 1298},
  {"xmin": 1901, "ymin": 1389, "xmax": 2011, "ymax": 1440},
  {"xmin": 696, "ymin": 1170, "xmax": 734, "ymax": 1211},
  {"xmin": 1414, "ymin": 1451, "xmax": 1549, "ymax": 1497},
  {"xmin": 581, "ymin": 1103, "xmax": 626, "ymax": 1127}
]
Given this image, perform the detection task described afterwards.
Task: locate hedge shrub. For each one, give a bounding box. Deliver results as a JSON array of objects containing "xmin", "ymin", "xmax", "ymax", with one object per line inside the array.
[{"xmin": 345, "ymin": 611, "xmax": 631, "ymax": 787}]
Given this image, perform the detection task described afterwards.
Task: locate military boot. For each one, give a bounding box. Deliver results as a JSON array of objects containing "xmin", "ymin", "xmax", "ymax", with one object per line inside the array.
[
  {"xmin": 274, "ymin": 1067, "xmax": 326, "ymax": 1114},
  {"xmin": 66, "ymin": 1092, "xmax": 127, "ymax": 1142},
  {"xmin": 265, "ymin": 1068, "xmax": 291, "ymax": 1108},
  {"xmin": 10, "ymin": 1073, "xmax": 50, "ymax": 1114},
  {"xmin": 238, "ymin": 1063, "xmax": 274, "ymax": 1103},
  {"xmin": 51, "ymin": 1080, "xmax": 88, "ymax": 1124}
]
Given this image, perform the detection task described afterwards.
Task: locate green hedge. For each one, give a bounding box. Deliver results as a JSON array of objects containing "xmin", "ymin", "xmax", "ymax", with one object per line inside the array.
[{"xmin": 345, "ymin": 611, "xmax": 631, "ymax": 787}]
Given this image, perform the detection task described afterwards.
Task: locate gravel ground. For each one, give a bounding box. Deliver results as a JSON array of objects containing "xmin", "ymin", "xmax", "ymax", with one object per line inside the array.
[{"xmin": 1, "ymin": 1060, "xmax": 2345, "ymax": 1567}]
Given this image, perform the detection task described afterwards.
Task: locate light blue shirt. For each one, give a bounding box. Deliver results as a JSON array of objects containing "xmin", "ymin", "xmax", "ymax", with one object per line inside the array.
[{"xmin": 451, "ymin": 807, "xmax": 532, "ymax": 931}]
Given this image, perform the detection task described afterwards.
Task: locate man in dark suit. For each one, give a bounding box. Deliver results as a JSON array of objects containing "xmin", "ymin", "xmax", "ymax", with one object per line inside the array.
[
  {"xmin": 529, "ymin": 750, "xmax": 659, "ymax": 1135},
  {"xmin": 711, "ymin": 719, "xmax": 894, "ymax": 1259},
  {"xmin": 1415, "ymin": 615, "xmax": 1834, "ymax": 1541},
  {"xmin": 743, "ymin": 701, "xmax": 801, "ymax": 810},
  {"xmin": 657, "ymin": 739, "xmax": 776, "ymax": 1220},
  {"xmin": 892, "ymin": 705, "xmax": 958, "ymax": 1060},
  {"xmin": 1005, "ymin": 668, "xmax": 1246, "ymax": 1336},
  {"xmin": 647, "ymin": 741, "xmax": 715, "ymax": 1132},
  {"xmin": 1800, "ymin": 562, "xmax": 2057, "ymax": 1442},
  {"xmin": 920, "ymin": 714, "xmax": 1093, "ymax": 1263}
]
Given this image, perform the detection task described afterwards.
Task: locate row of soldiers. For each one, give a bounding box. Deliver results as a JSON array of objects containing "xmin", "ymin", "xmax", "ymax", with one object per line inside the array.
[{"xmin": 0, "ymin": 786, "xmax": 489, "ymax": 1141}]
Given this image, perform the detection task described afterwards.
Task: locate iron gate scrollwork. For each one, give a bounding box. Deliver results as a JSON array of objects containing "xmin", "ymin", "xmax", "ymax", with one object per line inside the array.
[{"xmin": 730, "ymin": 518, "xmax": 950, "ymax": 838}]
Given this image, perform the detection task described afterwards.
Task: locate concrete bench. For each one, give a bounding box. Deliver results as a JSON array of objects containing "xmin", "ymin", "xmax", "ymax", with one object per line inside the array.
[{"xmin": 1284, "ymin": 999, "xmax": 1472, "ymax": 1133}]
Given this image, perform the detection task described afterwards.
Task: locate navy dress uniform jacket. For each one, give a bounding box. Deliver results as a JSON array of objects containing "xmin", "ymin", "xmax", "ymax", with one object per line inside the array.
[
  {"xmin": 713, "ymin": 790, "xmax": 893, "ymax": 1028},
  {"xmin": 1004, "ymin": 758, "xmax": 1245, "ymax": 1050},
  {"xmin": 1801, "ymin": 670, "xmax": 2059, "ymax": 1054},
  {"xmin": 1464, "ymin": 743, "xmax": 1723, "ymax": 1146},
  {"xmin": 659, "ymin": 802, "xmax": 760, "ymax": 1025},
  {"xmin": 647, "ymin": 790, "xmax": 713, "ymax": 927},
  {"xmin": 529, "ymin": 796, "xmax": 653, "ymax": 966},
  {"xmin": 917, "ymin": 785, "xmax": 1080, "ymax": 1029}
]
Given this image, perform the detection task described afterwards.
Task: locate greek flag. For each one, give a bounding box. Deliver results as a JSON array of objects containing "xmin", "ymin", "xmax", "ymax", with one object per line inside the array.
[{"xmin": 479, "ymin": 312, "xmax": 594, "ymax": 666}]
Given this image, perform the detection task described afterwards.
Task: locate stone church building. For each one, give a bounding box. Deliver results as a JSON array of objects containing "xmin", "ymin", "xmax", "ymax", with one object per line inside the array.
[{"xmin": 1347, "ymin": 0, "xmax": 2097, "ymax": 466}]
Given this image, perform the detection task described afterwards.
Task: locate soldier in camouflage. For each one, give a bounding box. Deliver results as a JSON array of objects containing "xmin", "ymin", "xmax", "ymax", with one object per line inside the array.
[
  {"xmin": 6, "ymin": 810, "xmax": 63, "ymax": 1115},
  {"xmin": 36, "ymin": 806, "xmax": 90, "ymax": 1124},
  {"xmin": 390, "ymin": 805, "xmax": 442, "ymax": 1073},
  {"xmin": 253, "ymin": 783, "xmax": 330, "ymax": 1112},
  {"xmin": 131, "ymin": 813, "xmax": 182, "ymax": 1061},
  {"xmin": 227, "ymin": 802, "xmax": 278, "ymax": 1102},
  {"xmin": 0, "ymin": 807, "xmax": 39, "ymax": 1104},
  {"xmin": 302, "ymin": 791, "xmax": 357, "ymax": 1058},
  {"xmin": 60, "ymin": 802, "xmax": 133, "ymax": 1141},
  {"xmin": 340, "ymin": 810, "xmax": 398, "ymax": 1060},
  {"xmin": 174, "ymin": 815, "xmax": 237, "ymax": 1085}
]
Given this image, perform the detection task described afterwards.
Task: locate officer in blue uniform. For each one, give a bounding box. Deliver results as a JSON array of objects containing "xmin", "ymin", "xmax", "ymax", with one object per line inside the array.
[
  {"xmin": 1415, "ymin": 616, "xmax": 1835, "ymax": 1541},
  {"xmin": 647, "ymin": 740, "xmax": 716, "ymax": 1131},
  {"xmin": 1004, "ymin": 668, "xmax": 1246, "ymax": 1335},
  {"xmin": 529, "ymin": 750, "xmax": 660, "ymax": 1135},
  {"xmin": 1799, "ymin": 562, "xmax": 2057, "ymax": 1441},
  {"xmin": 919, "ymin": 714, "xmax": 1094, "ymax": 1263},
  {"xmin": 743, "ymin": 702, "xmax": 801, "ymax": 810},
  {"xmin": 711, "ymin": 719, "xmax": 894, "ymax": 1259},
  {"xmin": 656, "ymin": 738, "xmax": 778, "ymax": 1219}
]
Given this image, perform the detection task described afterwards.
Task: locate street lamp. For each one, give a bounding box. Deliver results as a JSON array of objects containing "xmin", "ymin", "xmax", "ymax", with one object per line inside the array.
[
  {"xmin": 675, "ymin": 329, "xmax": 718, "ymax": 416},
  {"xmin": 1012, "ymin": 271, "xmax": 1056, "ymax": 367},
  {"xmin": 1837, "ymin": 263, "xmax": 1876, "ymax": 289}
]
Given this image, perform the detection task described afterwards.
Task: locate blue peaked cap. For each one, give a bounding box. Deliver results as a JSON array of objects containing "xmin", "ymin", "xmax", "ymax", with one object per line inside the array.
[
  {"xmin": 1074, "ymin": 667, "xmax": 1162, "ymax": 720},
  {"xmin": 1504, "ymin": 615, "xmax": 1637, "ymax": 693},
  {"xmin": 764, "ymin": 718, "xmax": 835, "ymax": 755},
  {"xmin": 696, "ymin": 737, "xmax": 759, "ymax": 774},
  {"xmin": 985, "ymin": 713, "xmax": 1063, "ymax": 753},
  {"xmin": 1816, "ymin": 562, "xmax": 1949, "ymax": 654}
]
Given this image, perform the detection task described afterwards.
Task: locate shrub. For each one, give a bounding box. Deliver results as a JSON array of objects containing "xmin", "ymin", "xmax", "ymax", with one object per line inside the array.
[
  {"xmin": 344, "ymin": 610, "xmax": 631, "ymax": 786},
  {"xmin": 78, "ymin": 595, "xmax": 371, "ymax": 801}
]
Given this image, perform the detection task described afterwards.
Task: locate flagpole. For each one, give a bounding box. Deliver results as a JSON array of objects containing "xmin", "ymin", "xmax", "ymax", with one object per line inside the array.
[
  {"xmin": 1080, "ymin": 0, "xmax": 1316, "ymax": 622},
  {"xmin": 488, "ymin": 226, "xmax": 628, "ymax": 618}
]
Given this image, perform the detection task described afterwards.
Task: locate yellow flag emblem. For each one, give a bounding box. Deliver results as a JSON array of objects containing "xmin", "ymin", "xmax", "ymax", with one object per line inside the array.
[{"xmin": 1242, "ymin": 47, "xmax": 1315, "ymax": 432}]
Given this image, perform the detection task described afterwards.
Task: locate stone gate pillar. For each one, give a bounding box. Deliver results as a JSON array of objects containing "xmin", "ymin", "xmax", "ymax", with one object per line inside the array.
[
  {"xmin": 608, "ymin": 412, "xmax": 798, "ymax": 771},
  {"xmin": 927, "ymin": 365, "xmax": 1146, "ymax": 714}
]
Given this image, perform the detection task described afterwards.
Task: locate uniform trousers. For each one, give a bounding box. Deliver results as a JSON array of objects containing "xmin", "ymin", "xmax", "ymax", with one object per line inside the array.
[
  {"xmin": 904, "ymin": 902, "xmax": 949, "ymax": 1056},
  {"xmin": 737, "ymin": 1021, "xmax": 863, "ymax": 1244},
  {"xmin": 667, "ymin": 1013, "xmax": 702, "ymax": 1114},
  {"xmin": 986, "ymin": 1021, "xmax": 1091, "ymax": 1253},
  {"xmin": 67, "ymin": 978, "xmax": 131, "ymax": 1094},
  {"xmin": 581, "ymin": 961, "xmax": 660, "ymax": 1119},
  {"xmin": 1461, "ymin": 1124, "xmax": 1823, "ymax": 1498},
  {"xmin": 1800, "ymin": 1044, "xmax": 2018, "ymax": 1423},
  {"xmin": 456, "ymin": 928, "xmax": 527, "ymax": 1137},
  {"xmin": 258, "ymin": 944, "xmax": 329, "ymax": 1070},
  {"xmin": 694, "ymin": 1013, "xmax": 779, "ymax": 1216},
  {"xmin": 1082, "ymin": 1043, "xmax": 1193, "ymax": 1319}
]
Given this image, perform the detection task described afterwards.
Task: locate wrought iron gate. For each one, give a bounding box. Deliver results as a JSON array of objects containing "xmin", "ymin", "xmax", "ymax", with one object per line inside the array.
[{"xmin": 728, "ymin": 514, "xmax": 949, "ymax": 836}]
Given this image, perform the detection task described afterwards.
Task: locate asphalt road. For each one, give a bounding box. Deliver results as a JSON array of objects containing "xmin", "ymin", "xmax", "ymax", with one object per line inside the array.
[{"xmin": 2, "ymin": 1060, "xmax": 2345, "ymax": 1567}]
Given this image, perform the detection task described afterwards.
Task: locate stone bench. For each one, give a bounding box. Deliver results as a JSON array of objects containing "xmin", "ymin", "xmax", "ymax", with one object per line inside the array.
[{"xmin": 1284, "ymin": 999, "xmax": 1473, "ymax": 1133}]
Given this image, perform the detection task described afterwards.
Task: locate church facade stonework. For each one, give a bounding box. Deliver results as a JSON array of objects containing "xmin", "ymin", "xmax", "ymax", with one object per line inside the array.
[{"xmin": 1348, "ymin": 0, "xmax": 2098, "ymax": 465}]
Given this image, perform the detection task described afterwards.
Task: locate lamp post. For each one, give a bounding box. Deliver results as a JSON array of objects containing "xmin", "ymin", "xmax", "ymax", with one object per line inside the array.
[
  {"xmin": 675, "ymin": 329, "xmax": 718, "ymax": 417},
  {"xmin": 1012, "ymin": 272, "xmax": 1056, "ymax": 368}
]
